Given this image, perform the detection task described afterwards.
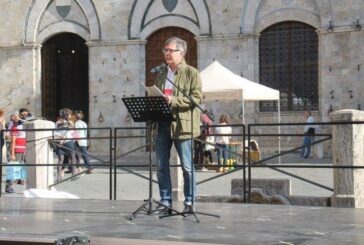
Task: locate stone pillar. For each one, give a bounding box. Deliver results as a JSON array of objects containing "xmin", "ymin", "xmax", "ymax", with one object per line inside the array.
[
  {"xmin": 25, "ymin": 120, "xmax": 55, "ymax": 189},
  {"xmin": 170, "ymin": 147, "xmax": 184, "ymax": 201},
  {"xmin": 330, "ymin": 110, "xmax": 364, "ymax": 208}
]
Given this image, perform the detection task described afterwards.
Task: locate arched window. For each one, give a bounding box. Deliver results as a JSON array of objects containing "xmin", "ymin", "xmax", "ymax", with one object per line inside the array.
[{"xmin": 259, "ymin": 21, "xmax": 318, "ymax": 111}]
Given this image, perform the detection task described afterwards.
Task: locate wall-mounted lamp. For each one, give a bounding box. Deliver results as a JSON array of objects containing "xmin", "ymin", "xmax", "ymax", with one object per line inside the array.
[
  {"xmin": 239, "ymin": 27, "xmax": 243, "ymax": 34},
  {"xmin": 112, "ymin": 95, "xmax": 116, "ymax": 103},
  {"xmin": 26, "ymin": 97, "xmax": 30, "ymax": 105},
  {"xmin": 93, "ymin": 96, "xmax": 98, "ymax": 103},
  {"xmin": 125, "ymin": 113, "xmax": 131, "ymax": 122},
  {"xmin": 358, "ymin": 104, "xmax": 361, "ymax": 110},
  {"xmin": 353, "ymin": 19, "xmax": 362, "ymax": 31},
  {"xmin": 98, "ymin": 112, "xmax": 104, "ymax": 123},
  {"xmin": 240, "ymin": 72, "xmax": 244, "ymax": 77},
  {"xmin": 328, "ymin": 104, "xmax": 334, "ymax": 115},
  {"xmin": 98, "ymin": 78, "xmax": 102, "ymax": 83},
  {"xmin": 357, "ymin": 64, "xmax": 361, "ymax": 71},
  {"xmin": 329, "ymin": 90, "xmax": 334, "ymax": 99},
  {"xmin": 209, "ymin": 109, "xmax": 215, "ymax": 121},
  {"xmin": 348, "ymin": 90, "xmax": 353, "ymax": 99},
  {"xmin": 327, "ymin": 20, "xmax": 334, "ymax": 32},
  {"xmin": 239, "ymin": 108, "xmax": 243, "ymax": 119},
  {"xmin": 329, "ymin": 66, "xmax": 332, "ymax": 71}
]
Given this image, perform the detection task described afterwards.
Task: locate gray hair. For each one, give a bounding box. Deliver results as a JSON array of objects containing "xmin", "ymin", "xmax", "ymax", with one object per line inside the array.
[{"xmin": 164, "ymin": 37, "xmax": 187, "ymax": 56}]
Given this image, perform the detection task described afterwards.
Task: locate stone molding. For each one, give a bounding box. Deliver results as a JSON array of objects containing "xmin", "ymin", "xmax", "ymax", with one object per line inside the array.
[
  {"xmin": 254, "ymin": 8, "xmax": 321, "ymax": 33},
  {"xmin": 196, "ymin": 33, "xmax": 260, "ymax": 42},
  {"xmin": 0, "ymin": 44, "xmax": 42, "ymax": 50},
  {"xmin": 241, "ymin": 0, "xmax": 330, "ymax": 33},
  {"xmin": 24, "ymin": 0, "xmax": 101, "ymax": 44},
  {"xmin": 128, "ymin": 0, "xmax": 211, "ymax": 39},
  {"xmin": 317, "ymin": 26, "xmax": 364, "ymax": 34},
  {"xmin": 37, "ymin": 22, "xmax": 90, "ymax": 43},
  {"xmin": 86, "ymin": 40, "xmax": 148, "ymax": 47}
]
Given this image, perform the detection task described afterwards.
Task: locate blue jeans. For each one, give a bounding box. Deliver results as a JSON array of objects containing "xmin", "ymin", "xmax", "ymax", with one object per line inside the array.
[
  {"xmin": 155, "ymin": 122, "xmax": 196, "ymax": 206},
  {"xmin": 76, "ymin": 145, "xmax": 91, "ymax": 168},
  {"xmin": 217, "ymin": 143, "xmax": 228, "ymax": 167},
  {"xmin": 301, "ymin": 135, "xmax": 312, "ymax": 158}
]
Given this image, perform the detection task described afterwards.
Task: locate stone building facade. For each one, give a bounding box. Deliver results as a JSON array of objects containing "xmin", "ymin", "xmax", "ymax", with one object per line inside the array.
[{"xmin": 0, "ymin": 0, "xmax": 363, "ymax": 154}]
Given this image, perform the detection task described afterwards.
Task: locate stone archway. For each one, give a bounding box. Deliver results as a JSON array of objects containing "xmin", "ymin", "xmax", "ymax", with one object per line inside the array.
[
  {"xmin": 41, "ymin": 33, "xmax": 89, "ymax": 122},
  {"xmin": 128, "ymin": 0, "xmax": 211, "ymax": 39}
]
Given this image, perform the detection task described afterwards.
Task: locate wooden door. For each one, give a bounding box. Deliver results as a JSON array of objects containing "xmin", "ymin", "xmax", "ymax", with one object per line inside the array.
[
  {"xmin": 41, "ymin": 33, "xmax": 89, "ymax": 122},
  {"xmin": 146, "ymin": 27, "xmax": 197, "ymax": 86}
]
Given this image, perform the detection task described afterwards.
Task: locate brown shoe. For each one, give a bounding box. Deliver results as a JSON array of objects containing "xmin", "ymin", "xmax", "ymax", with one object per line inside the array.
[
  {"xmin": 86, "ymin": 167, "xmax": 94, "ymax": 174},
  {"xmin": 216, "ymin": 167, "xmax": 224, "ymax": 173}
]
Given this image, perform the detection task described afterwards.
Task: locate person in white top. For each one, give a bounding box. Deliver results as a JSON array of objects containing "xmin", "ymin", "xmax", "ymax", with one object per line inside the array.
[
  {"xmin": 74, "ymin": 111, "xmax": 93, "ymax": 173},
  {"xmin": 300, "ymin": 110, "xmax": 315, "ymax": 158},
  {"xmin": 215, "ymin": 114, "xmax": 232, "ymax": 173},
  {"xmin": 54, "ymin": 108, "xmax": 77, "ymax": 181}
]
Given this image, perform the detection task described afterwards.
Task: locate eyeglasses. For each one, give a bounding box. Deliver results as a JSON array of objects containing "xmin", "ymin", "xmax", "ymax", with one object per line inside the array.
[{"xmin": 162, "ymin": 48, "xmax": 180, "ymax": 54}]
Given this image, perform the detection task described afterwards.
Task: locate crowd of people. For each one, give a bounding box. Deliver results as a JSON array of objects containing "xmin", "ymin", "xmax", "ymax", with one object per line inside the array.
[
  {"xmin": 54, "ymin": 108, "xmax": 93, "ymax": 182},
  {"xmin": 0, "ymin": 107, "xmax": 93, "ymax": 193}
]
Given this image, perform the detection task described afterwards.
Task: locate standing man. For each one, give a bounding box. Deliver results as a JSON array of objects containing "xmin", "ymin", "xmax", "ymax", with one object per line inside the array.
[
  {"xmin": 74, "ymin": 111, "xmax": 93, "ymax": 173},
  {"xmin": 300, "ymin": 110, "xmax": 315, "ymax": 158},
  {"xmin": 154, "ymin": 37, "xmax": 202, "ymax": 213}
]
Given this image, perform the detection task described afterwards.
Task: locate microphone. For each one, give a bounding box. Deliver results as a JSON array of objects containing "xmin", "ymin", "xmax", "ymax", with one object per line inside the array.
[{"xmin": 150, "ymin": 63, "xmax": 166, "ymax": 73}]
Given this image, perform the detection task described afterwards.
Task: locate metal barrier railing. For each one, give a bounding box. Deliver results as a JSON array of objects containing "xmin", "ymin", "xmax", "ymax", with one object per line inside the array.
[
  {"xmin": 0, "ymin": 127, "xmax": 113, "ymax": 199},
  {"xmin": 246, "ymin": 121, "xmax": 364, "ymax": 203},
  {"xmin": 2, "ymin": 121, "xmax": 364, "ymax": 204},
  {"xmin": 113, "ymin": 124, "xmax": 246, "ymax": 200}
]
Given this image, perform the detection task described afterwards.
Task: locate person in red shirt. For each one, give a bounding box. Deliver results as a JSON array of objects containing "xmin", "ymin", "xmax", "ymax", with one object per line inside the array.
[
  {"xmin": 5, "ymin": 110, "xmax": 28, "ymax": 193},
  {"xmin": 10, "ymin": 111, "xmax": 27, "ymax": 183}
]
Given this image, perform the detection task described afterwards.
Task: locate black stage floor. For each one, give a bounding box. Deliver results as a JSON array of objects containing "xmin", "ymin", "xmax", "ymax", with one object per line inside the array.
[{"xmin": 1, "ymin": 198, "xmax": 364, "ymax": 244}]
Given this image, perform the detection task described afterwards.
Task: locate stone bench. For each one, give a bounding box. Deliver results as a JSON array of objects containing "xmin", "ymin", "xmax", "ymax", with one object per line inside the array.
[{"xmin": 231, "ymin": 178, "xmax": 291, "ymax": 196}]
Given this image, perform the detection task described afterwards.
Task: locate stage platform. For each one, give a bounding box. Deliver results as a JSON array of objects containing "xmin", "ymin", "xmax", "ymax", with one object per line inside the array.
[{"xmin": 1, "ymin": 198, "xmax": 364, "ymax": 244}]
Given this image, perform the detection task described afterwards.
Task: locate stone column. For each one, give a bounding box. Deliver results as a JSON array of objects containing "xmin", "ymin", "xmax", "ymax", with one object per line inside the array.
[
  {"xmin": 25, "ymin": 120, "xmax": 55, "ymax": 189},
  {"xmin": 330, "ymin": 109, "xmax": 364, "ymax": 208},
  {"xmin": 170, "ymin": 147, "xmax": 184, "ymax": 201}
]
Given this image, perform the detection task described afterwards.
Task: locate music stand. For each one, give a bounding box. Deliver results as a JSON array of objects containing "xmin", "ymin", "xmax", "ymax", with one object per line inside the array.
[{"xmin": 122, "ymin": 96, "xmax": 183, "ymax": 220}]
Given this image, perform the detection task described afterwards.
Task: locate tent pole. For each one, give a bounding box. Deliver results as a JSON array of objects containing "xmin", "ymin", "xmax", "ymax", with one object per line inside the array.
[
  {"xmin": 242, "ymin": 100, "xmax": 245, "ymax": 125},
  {"xmin": 278, "ymin": 100, "xmax": 281, "ymax": 164}
]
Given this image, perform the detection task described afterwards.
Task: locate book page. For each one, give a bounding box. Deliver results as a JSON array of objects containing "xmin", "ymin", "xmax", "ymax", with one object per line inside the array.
[{"xmin": 141, "ymin": 82, "xmax": 164, "ymax": 97}]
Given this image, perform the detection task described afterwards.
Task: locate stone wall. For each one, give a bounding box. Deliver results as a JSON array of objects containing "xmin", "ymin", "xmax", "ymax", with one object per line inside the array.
[{"xmin": 0, "ymin": 0, "xmax": 363, "ymax": 155}]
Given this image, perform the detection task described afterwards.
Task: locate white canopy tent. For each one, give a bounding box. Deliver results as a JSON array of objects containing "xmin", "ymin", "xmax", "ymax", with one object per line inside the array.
[
  {"xmin": 200, "ymin": 61, "xmax": 281, "ymax": 161},
  {"xmin": 200, "ymin": 61, "xmax": 280, "ymax": 121}
]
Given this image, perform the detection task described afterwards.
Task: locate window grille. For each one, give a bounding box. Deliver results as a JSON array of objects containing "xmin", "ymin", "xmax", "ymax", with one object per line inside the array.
[{"xmin": 259, "ymin": 22, "xmax": 318, "ymax": 111}]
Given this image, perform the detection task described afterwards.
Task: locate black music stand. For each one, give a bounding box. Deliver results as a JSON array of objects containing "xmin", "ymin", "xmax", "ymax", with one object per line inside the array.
[{"xmin": 122, "ymin": 96, "xmax": 183, "ymax": 219}]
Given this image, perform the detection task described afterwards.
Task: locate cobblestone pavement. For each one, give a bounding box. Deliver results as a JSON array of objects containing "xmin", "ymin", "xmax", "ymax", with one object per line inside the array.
[{"xmin": 1, "ymin": 152, "xmax": 333, "ymax": 199}]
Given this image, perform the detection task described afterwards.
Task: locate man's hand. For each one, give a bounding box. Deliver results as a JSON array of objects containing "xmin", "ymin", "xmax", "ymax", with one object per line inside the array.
[
  {"xmin": 10, "ymin": 155, "xmax": 16, "ymax": 161},
  {"xmin": 165, "ymin": 95, "xmax": 172, "ymax": 105}
]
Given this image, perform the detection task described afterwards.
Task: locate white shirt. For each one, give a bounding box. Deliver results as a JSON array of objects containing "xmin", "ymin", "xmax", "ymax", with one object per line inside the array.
[
  {"xmin": 215, "ymin": 123, "xmax": 232, "ymax": 144},
  {"xmin": 304, "ymin": 116, "xmax": 315, "ymax": 133},
  {"xmin": 75, "ymin": 120, "xmax": 88, "ymax": 147}
]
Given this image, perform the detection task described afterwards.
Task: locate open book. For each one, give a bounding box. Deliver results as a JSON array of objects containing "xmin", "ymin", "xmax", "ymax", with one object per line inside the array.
[{"xmin": 141, "ymin": 82, "xmax": 164, "ymax": 96}]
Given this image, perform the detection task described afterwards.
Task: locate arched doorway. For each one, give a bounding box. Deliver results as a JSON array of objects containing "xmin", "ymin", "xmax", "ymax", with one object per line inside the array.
[
  {"xmin": 145, "ymin": 27, "xmax": 197, "ymax": 86},
  {"xmin": 41, "ymin": 33, "xmax": 89, "ymax": 122},
  {"xmin": 259, "ymin": 21, "xmax": 318, "ymax": 112}
]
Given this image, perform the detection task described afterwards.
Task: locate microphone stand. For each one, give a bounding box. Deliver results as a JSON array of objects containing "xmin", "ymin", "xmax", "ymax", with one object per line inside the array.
[{"xmin": 156, "ymin": 70, "xmax": 220, "ymax": 222}]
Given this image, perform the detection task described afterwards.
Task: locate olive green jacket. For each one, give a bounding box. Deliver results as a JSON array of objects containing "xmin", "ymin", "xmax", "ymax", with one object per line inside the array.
[{"xmin": 155, "ymin": 60, "xmax": 202, "ymax": 139}]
